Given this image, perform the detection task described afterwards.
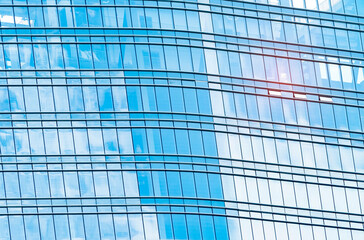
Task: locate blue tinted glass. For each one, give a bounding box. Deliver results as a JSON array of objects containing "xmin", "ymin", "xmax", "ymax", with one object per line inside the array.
[{"xmin": 2, "ymin": 1, "xmax": 363, "ymax": 239}]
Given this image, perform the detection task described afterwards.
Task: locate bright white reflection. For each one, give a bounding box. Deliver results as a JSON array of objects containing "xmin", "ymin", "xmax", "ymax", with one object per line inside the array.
[
  {"xmin": 328, "ymin": 64, "xmax": 341, "ymax": 82},
  {"xmin": 269, "ymin": 90, "xmax": 282, "ymax": 96},
  {"xmin": 320, "ymin": 96, "xmax": 333, "ymax": 102},
  {"xmin": 341, "ymin": 66, "xmax": 353, "ymax": 83},
  {"xmin": 268, "ymin": 0, "xmax": 279, "ymax": 5},
  {"xmin": 306, "ymin": 0, "xmax": 318, "ymax": 9},
  {"xmin": 356, "ymin": 68, "xmax": 364, "ymax": 85},
  {"xmin": 0, "ymin": 15, "xmax": 33, "ymax": 26},
  {"xmin": 294, "ymin": 93, "xmax": 307, "ymax": 99}
]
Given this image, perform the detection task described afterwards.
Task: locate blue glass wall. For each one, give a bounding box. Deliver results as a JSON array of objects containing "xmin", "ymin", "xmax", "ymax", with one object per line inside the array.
[{"xmin": 0, "ymin": 0, "xmax": 364, "ymax": 239}]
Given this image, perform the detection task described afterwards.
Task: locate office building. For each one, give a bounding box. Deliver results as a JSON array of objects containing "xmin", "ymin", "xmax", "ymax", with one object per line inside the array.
[{"xmin": 0, "ymin": 0, "xmax": 364, "ymax": 239}]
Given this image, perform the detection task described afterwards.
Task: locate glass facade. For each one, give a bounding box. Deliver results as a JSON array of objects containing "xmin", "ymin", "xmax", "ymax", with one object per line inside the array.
[{"xmin": 0, "ymin": 0, "xmax": 363, "ymax": 239}]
